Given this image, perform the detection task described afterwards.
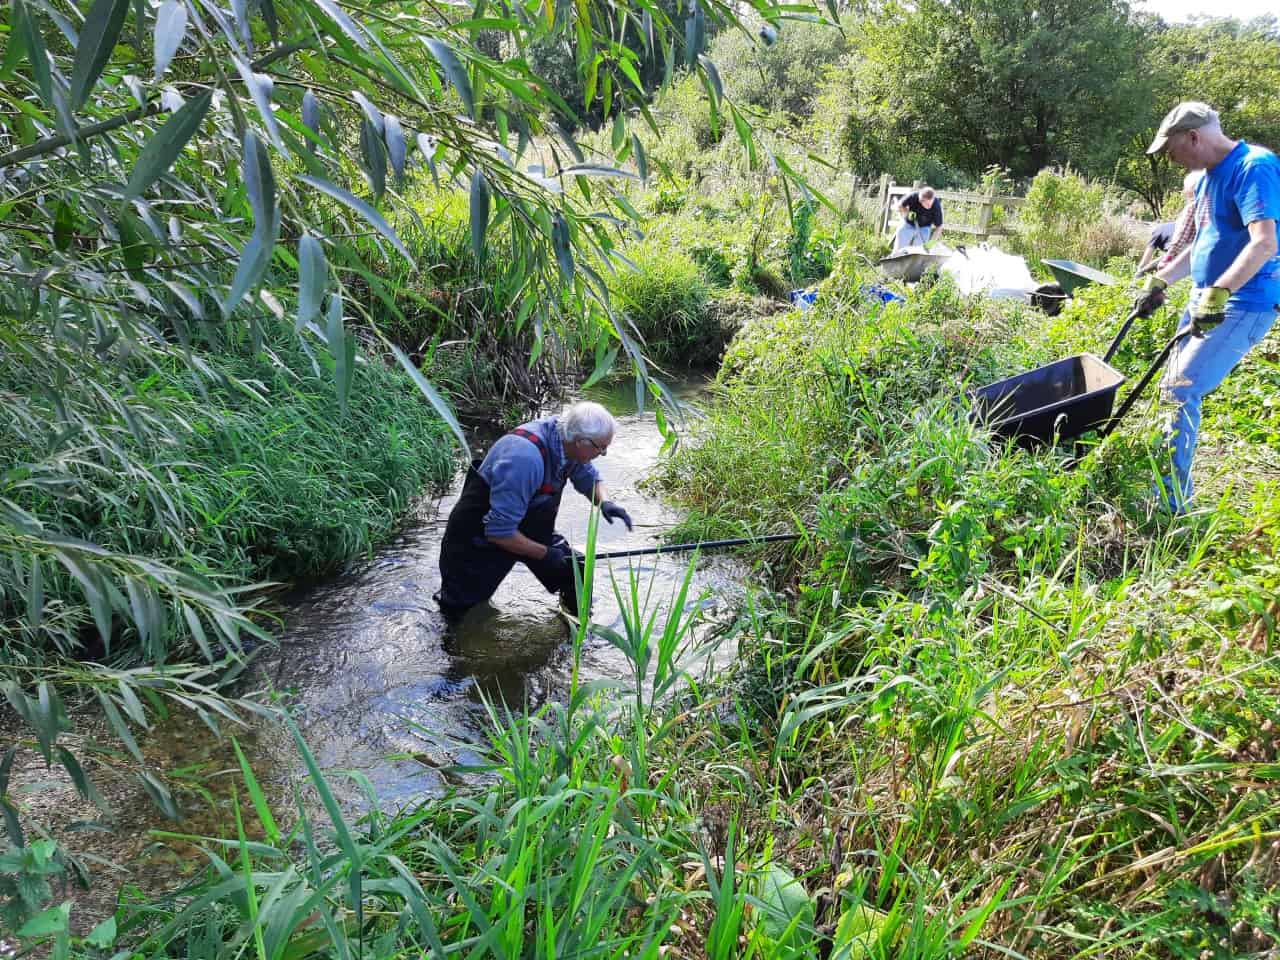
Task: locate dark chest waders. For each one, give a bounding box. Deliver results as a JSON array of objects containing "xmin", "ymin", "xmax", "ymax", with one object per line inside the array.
[{"xmin": 437, "ymin": 431, "xmax": 576, "ymax": 613}]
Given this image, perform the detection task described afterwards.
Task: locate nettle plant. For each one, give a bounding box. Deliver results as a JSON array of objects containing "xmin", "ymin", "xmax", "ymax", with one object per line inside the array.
[{"xmin": 0, "ymin": 0, "xmax": 832, "ymax": 935}]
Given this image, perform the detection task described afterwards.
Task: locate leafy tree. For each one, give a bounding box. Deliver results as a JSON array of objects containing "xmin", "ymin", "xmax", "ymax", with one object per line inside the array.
[
  {"xmin": 708, "ymin": 14, "xmax": 855, "ymax": 121},
  {"xmin": 528, "ymin": 0, "xmax": 710, "ymax": 129},
  {"xmin": 1115, "ymin": 17, "xmax": 1280, "ymax": 214},
  {"xmin": 1150, "ymin": 19, "xmax": 1280, "ymax": 148},
  {"xmin": 850, "ymin": 0, "xmax": 1148, "ymax": 179}
]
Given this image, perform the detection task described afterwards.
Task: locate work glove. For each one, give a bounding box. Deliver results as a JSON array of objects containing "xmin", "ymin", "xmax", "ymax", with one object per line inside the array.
[
  {"xmin": 1190, "ymin": 286, "xmax": 1229, "ymax": 335},
  {"xmin": 600, "ymin": 500, "xmax": 633, "ymax": 532},
  {"xmin": 544, "ymin": 541, "xmax": 574, "ymax": 575},
  {"xmin": 1132, "ymin": 275, "xmax": 1167, "ymax": 319}
]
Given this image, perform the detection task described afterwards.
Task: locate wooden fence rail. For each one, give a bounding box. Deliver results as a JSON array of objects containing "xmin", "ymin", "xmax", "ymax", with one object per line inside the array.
[{"xmin": 873, "ymin": 175, "xmax": 1025, "ymax": 241}]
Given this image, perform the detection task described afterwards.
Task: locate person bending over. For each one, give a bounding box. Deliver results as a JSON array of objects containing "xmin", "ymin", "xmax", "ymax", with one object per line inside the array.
[
  {"xmin": 893, "ymin": 186, "xmax": 944, "ymax": 251},
  {"xmin": 437, "ymin": 401, "xmax": 634, "ymax": 618}
]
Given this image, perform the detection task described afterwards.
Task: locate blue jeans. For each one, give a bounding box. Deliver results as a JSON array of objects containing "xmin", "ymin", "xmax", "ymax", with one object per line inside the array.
[
  {"xmin": 893, "ymin": 223, "xmax": 933, "ymax": 250},
  {"xmin": 1158, "ymin": 298, "xmax": 1278, "ymax": 511}
]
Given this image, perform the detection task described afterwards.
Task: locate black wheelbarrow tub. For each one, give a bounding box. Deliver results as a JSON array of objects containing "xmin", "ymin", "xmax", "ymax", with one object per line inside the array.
[
  {"xmin": 971, "ymin": 353, "xmax": 1126, "ymax": 447},
  {"xmin": 1042, "ymin": 259, "xmax": 1119, "ymax": 295}
]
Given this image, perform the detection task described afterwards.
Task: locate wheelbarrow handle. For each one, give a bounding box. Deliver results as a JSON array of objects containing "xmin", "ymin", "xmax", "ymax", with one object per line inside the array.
[
  {"xmin": 1102, "ymin": 308, "xmax": 1143, "ymax": 365},
  {"xmin": 1098, "ymin": 326, "xmax": 1195, "ymax": 439}
]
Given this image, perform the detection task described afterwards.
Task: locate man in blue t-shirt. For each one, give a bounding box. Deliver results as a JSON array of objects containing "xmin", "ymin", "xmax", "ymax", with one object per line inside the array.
[
  {"xmin": 1132, "ymin": 101, "xmax": 1280, "ymax": 511},
  {"xmin": 436, "ymin": 401, "xmax": 634, "ymax": 619}
]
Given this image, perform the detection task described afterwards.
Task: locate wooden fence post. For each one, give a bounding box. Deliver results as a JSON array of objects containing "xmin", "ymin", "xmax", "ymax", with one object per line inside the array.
[
  {"xmin": 845, "ymin": 174, "xmax": 862, "ymax": 221},
  {"xmin": 975, "ymin": 181, "xmax": 996, "ymax": 239}
]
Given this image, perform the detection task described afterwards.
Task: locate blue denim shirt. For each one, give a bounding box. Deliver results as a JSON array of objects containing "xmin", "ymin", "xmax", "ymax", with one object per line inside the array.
[{"xmin": 478, "ymin": 416, "xmax": 600, "ymax": 538}]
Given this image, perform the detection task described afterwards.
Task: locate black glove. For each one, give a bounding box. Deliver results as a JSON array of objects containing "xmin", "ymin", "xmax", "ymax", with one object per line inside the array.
[
  {"xmin": 544, "ymin": 541, "xmax": 573, "ymax": 573},
  {"xmin": 600, "ymin": 500, "xmax": 633, "ymax": 531},
  {"xmin": 1132, "ymin": 275, "xmax": 1167, "ymax": 319}
]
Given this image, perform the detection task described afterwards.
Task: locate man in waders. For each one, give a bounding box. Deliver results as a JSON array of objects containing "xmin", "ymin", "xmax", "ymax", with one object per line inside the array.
[{"xmin": 436, "ymin": 401, "xmax": 633, "ymax": 619}]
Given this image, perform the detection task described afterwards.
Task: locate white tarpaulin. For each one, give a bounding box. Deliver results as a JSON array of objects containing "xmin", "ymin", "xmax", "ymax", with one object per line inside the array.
[{"xmin": 940, "ymin": 244, "xmax": 1037, "ymax": 300}]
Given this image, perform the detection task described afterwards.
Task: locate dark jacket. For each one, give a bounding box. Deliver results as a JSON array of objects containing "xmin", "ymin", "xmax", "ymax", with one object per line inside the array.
[{"xmin": 901, "ymin": 192, "xmax": 943, "ymax": 228}]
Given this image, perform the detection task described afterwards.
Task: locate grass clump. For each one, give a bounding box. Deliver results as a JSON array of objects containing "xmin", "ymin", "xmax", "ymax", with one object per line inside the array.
[
  {"xmin": 608, "ymin": 235, "xmax": 717, "ymax": 366},
  {"xmin": 647, "ymin": 249, "xmax": 1280, "ymax": 955},
  {"xmin": 1, "ymin": 317, "xmax": 455, "ymax": 668}
]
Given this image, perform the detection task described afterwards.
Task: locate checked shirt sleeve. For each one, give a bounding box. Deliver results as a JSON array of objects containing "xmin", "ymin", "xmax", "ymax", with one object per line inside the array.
[{"xmin": 1155, "ymin": 202, "xmax": 1197, "ymax": 271}]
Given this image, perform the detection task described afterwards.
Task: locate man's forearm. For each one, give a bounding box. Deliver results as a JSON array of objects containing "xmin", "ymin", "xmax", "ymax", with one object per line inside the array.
[
  {"xmin": 1155, "ymin": 245, "xmax": 1193, "ymax": 286},
  {"xmin": 1213, "ymin": 221, "xmax": 1278, "ymax": 293},
  {"xmin": 592, "ymin": 481, "xmax": 609, "ymax": 506},
  {"xmin": 488, "ymin": 531, "xmax": 550, "ymax": 559}
]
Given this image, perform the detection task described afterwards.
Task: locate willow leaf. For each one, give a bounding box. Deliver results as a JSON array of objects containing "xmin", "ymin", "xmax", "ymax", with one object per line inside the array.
[
  {"xmin": 296, "ymin": 174, "xmax": 411, "ymax": 261},
  {"xmin": 328, "ymin": 295, "xmax": 354, "ymax": 414},
  {"xmin": 424, "ymin": 38, "xmax": 474, "ymax": 117},
  {"xmin": 57, "ymin": 746, "xmax": 107, "ymax": 810},
  {"xmin": 632, "ymin": 134, "xmax": 648, "ymax": 182},
  {"xmin": 390, "ymin": 345, "xmax": 469, "ymax": 458},
  {"xmin": 470, "ymin": 167, "xmax": 490, "ymax": 262},
  {"xmin": 551, "ymin": 213, "xmax": 573, "ymax": 283},
  {"xmin": 301, "ymin": 89, "xmax": 322, "ymax": 151},
  {"xmin": 312, "ymin": 0, "xmax": 370, "ymax": 51},
  {"xmin": 125, "ymin": 90, "xmax": 212, "ymax": 198},
  {"xmin": 359, "ymin": 118, "xmax": 386, "ymax": 197},
  {"xmin": 351, "ymin": 90, "xmax": 384, "ymax": 134},
  {"xmin": 297, "ymin": 233, "xmax": 327, "ymax": 329},
  {"xmin": 69, "ymin": 0, "xmax": 130, "ymax": 109},
  {"xmin": 384, "ymin": 113, "xmax": 406, "ymax": 185},
  {"xmin": 416, "ymin": 132, "xmax": 439, "ymax": 187},
  {"xmin": 698, "ymin": 54, "xmax": 722, "ymax": 104},
  {"xmin": 152, "ymin": 0, "xmax": 188, "ymax": 80},
  {"xmin": 259, "ymin": 0, "xmax": 278, "ymax": 40}
]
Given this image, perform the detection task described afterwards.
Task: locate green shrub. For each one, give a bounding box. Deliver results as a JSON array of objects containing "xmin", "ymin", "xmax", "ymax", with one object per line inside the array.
[
  {"xmin": 1014, "ymin": 168, "xmax": 1135, "ymax": 270},
  {"xmin": 651, "ymin": 74, "xmax": 723, "ymax": 161},
  {"xmin": 691, "ymin": 243, "xmax": 734, "ymax": 287},
  {"xmin": 710, "ymin": 16, "xmax": 855, "ymax": 120}
]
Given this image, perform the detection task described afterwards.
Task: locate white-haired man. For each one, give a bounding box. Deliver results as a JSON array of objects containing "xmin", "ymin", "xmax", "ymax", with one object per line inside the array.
[
  {"xmin": 1133, "ymin": 101, "xmax": 1280, "ymax": 512},
  {"xmin": 437, "ymin": 401, "xmax": 633, "ymax": 618}
]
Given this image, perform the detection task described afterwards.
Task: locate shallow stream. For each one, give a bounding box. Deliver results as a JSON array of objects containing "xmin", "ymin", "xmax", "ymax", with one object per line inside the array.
[{"xmin": 257, "ymin": 374, "xmax": 744, "ymax": 805}]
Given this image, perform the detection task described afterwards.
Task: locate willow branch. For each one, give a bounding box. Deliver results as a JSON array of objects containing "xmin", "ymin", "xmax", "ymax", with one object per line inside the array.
[{"xmin": 0, "ymin": 39, "xmax": 314, "ymax": 169}]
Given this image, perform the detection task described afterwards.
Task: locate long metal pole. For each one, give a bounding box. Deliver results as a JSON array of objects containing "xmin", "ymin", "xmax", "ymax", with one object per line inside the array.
[
  {"xmin": 592, "ymin": 532, "xmax": 802, "ymax": 560},
  {"xmin": 1099, "ymin": 328, "xmax": 1192, "ymax": 438}
]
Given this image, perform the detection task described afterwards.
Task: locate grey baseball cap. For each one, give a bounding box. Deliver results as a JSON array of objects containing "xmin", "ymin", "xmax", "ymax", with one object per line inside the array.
[{"xmin": 1146, "ymin": 101, "xmax": 1219, "ymax": 154}]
